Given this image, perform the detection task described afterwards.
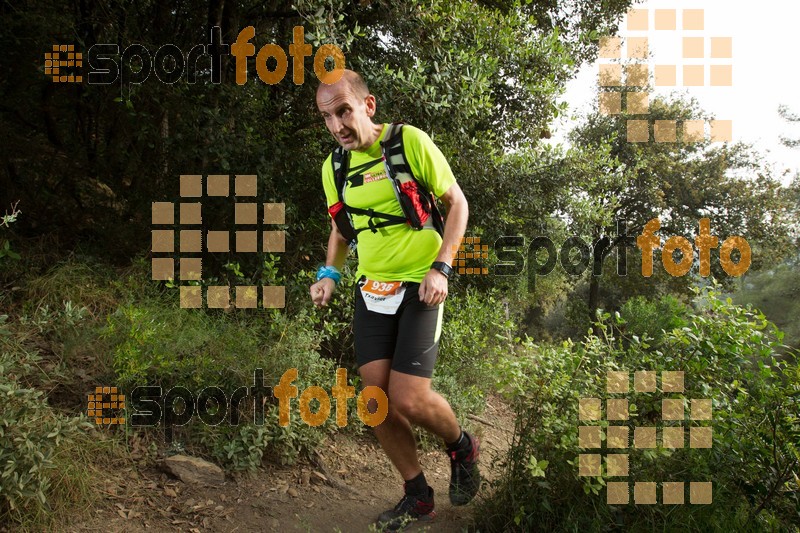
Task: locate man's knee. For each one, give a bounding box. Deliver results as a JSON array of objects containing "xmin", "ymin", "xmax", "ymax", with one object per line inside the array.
[
  {"xmin": 359, "ymin": 360, "xmax": 391, "ymax": 390},
  {"xmin": 389, "ymin": 391, "xmax": 427, "ymax": 422}
]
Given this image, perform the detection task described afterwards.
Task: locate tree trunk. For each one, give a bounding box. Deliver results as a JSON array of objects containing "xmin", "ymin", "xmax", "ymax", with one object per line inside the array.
[{"xmin": 589, "ymin": 273, "xmax": 601, "ymax": 336}]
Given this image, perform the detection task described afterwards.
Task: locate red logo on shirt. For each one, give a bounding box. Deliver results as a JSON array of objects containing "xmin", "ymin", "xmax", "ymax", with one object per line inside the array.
[{"xmin": 363, "ymin": 171, "xmax": 387, "ymax": 184}]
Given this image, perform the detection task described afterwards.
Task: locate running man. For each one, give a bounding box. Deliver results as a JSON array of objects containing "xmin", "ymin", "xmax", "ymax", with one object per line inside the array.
[{"xmin": 309, "ymin": 70, "xmax": 480, "ymax": 530}]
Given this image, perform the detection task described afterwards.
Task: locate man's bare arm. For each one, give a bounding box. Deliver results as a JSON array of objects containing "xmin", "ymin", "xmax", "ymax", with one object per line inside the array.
[
  {"xmin": 435, "ymin": 182, "xmax": 469, "ymax": 265},
  {"xmin": 326, "ymin": 218, "xmax": 349, "ymax": 269},
  {"xmin": 418, "ymin": 182, "xmax": 468, "ymax": 306},
  {"xmin": 311, "ymin": 218, "xmax": 349, "ymax": 307}
]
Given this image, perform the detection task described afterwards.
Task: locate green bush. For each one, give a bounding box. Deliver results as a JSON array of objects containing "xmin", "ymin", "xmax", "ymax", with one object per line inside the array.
[
  {"xmin": 733, "ymin": 261, "xmax": 800, "ymax": 352},
  {"xmin": 23, "ymin": 257, "xmax": 123, "ymax": 318},
  {"xmin": 302, "ymin": 265, "xmax": 359, "ymax": 369},
  {"xmin": 95, "ymin": 255, "xmax": 524, "ymax": 466},
  {"xmin": 479, "ymin": 285, "xmax": 800, "ymax": 532},
  {"xmin": 0, "ymin": 352, "xmax": 97, "ymax": 525},
  {"xmin": 437, "ymin": 285, "xmax": 516, "ymax": 415},
  {"xmin": 101, "ymin": 289, "xmax": 342, "ymax": 470},
  {"xmin": 619, "ymin": 293, "xmax": 689, "ymax": 344},
  {"xmin": 0, "ymin": 201, "xmax": 21, "ymax": 264}
]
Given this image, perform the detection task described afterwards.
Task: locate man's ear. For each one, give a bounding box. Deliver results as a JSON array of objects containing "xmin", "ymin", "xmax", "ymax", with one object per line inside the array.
[{"xmin": 364, "ymin": 94, "xmax": 377, "ymax": 117}]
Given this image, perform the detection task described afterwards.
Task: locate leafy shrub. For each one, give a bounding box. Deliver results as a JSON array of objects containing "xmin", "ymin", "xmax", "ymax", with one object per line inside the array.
[
  {"xmin": 438, "ymin": 285, "xmax": 515, "ymax": 413},
  {"xmin": 0, "ymin": 201, "xmax": 21, "ymax": 264},
  {"xmin": 198, "ymin": 405, "xmax": 332, "ymax": 470},
  {"xmin": 0, "ymin": 352, "xmax": 98, "ymax": 526},
  {"xmin": 479, "ymin": 285, "xmax": 800, "ymax": 532},
  {"xmin": 733, "ymin": 261, "xmax": 800, "ymax": 352},
  {"xmin": 302, "ymin": 266, "xmax": 359, "ymax": 369},
  {"xmin": 18, "ymin": 300, "xmax": 90, "ymax": 344},
  {"xmin": 619, "ymin": 294, "xmax": 689, "ymax": 344},
  {"xmin": 102, "ymin": 292, "xmax": 341, "ymax": 470},
  {"xmin": 99, "ymin": 255, "xmax": 526, "ymax": 464},
  {"xmin": 24, "ymin": 257, "xmax": 123, "ymax": 317}
]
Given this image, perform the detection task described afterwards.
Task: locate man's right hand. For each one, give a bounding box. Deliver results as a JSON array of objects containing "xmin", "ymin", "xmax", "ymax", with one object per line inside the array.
[{"xmin": 310, "ymin": 277, "xmax": 337, "ymax": 307}]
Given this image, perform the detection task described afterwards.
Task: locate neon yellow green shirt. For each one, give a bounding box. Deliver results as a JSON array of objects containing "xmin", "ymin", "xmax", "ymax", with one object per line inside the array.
[{"xmin": 322, "ymin": 124, "xmax": 456, "ymax": 283}]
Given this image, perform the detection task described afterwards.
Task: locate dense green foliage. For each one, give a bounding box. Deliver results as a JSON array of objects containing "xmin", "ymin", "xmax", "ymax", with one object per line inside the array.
[
  {"xmin": 539, "ymin": 95, "xmax": 797, "ymax": 332},
  {"xmin": 0, "ymin": 347, "xmax": 117, "ymax": 527},
  {"xmin": 2, "ymin": 0, "xmax": 799, "ymax": 530},
  {"xmin": 479, "ymin": 287, "xmax": 800, "ymax": 531},
  {"xmin": 0, "ymin": 249, "xmax": 517, "ymax": 525},
  {"xmin": 733, "ymin": 258, "xmax": 800, "ymax": 352},
  {"xmin": 1, "ymin": 0, "xmax": 632, "ymax": 265},
  {"xmin": 0, "ymin": 354, "xmax": 86, "ymax": 516}
]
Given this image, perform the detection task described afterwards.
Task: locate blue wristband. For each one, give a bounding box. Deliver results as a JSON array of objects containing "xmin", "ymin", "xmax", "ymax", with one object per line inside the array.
[{"xmin": 316, "ymin": 265, "xmax": 341, "ymax": 286}]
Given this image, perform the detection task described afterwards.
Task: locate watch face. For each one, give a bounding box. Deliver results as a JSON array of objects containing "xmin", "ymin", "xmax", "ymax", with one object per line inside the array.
[{"xmin": 433, "ymin": 262, "xmax": 451, "ymax": 277}]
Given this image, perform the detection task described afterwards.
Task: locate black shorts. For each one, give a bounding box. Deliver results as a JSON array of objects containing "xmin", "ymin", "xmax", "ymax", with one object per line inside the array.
[{"xmin": 353, "ymin": 278, "xmax": 443, "ymax": 378}]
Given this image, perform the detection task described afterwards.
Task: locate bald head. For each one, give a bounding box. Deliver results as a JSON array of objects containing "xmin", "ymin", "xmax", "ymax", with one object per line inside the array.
[
  {"xmin": 317, "ymin": 69, "xmax": 370, "ymax": 100},
  {"xmin": 315, "ymin": 68, "xmax": 382, "ymax": 151}
]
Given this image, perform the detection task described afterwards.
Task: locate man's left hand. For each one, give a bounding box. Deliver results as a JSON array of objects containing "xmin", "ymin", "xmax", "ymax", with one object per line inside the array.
[{"xmin": 418, "ymin": 268, "xmax": 448, "ymax": 306}]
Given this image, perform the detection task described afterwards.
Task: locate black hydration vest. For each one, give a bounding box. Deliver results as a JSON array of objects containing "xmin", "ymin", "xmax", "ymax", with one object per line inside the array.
[{"xmin": 327, "ymin": 123, "xmax": 445, "ymax": 249}]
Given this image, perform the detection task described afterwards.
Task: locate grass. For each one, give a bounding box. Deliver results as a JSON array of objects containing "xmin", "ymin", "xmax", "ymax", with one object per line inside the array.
[{"xmin": 0, "ymin": 243, "xmax": 512, "ymax": 528}]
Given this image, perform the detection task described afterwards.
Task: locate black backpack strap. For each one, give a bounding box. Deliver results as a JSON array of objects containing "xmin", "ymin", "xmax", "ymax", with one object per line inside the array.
[
  {"xmin": 381, "ymin": 123, "xmax": 412, "ymax": 174},
  {"xmin": 329, "ymin": 147, "xmax": 358, "ymax": 247},
  {"xmin": 345, "ymin": 206, "xmax": 407, "ymax": 234},
  {"xmin": 330, "ymin": 146, "xmax": 404, "ymax": 239},
  {"xmin": 331, "ymin": 146, "xmax": 348, "ymax": 201},
  {"xmin": 329, "ymin": 122, "xmax": 446, "ymax": 243},
  {"xmin": 380, "ymin": 123, "xmax": 446, "ymax": 237}
]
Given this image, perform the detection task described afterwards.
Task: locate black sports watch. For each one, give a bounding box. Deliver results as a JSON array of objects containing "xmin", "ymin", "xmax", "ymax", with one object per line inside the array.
[{"xmin": 431, "ymin": 261, "xmax": 453, "ymax": 279}]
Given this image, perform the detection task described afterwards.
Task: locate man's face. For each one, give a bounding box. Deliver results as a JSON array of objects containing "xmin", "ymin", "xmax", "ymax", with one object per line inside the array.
[{"xmin": 316, "ymin": 82, "xmax": 376, "ymax": 152}]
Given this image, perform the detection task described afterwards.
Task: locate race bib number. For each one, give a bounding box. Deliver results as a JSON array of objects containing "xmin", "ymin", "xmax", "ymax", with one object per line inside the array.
[{"xmin": 359, "ymin": 279, "xmax": 406, "ymax": 315}]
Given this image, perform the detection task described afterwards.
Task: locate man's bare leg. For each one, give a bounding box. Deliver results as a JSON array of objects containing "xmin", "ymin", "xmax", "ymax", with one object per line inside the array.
[
  {"xmin": 359, "ymin": 359, "xmax": 422, "ymax": 480},
  {"xmin": 386, "ymin": 370, "xmax": 461, "ymax": 443},
  {"xmin": 386, "ymin": 369, "xmax": 481, "ymax": 507},
  {"xmin": 361, "ymin": 358, "xmax": 479, "ymax": 529}
]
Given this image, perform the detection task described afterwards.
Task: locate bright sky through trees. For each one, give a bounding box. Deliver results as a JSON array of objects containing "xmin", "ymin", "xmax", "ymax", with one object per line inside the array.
[{"xmin": 553, "ymin": 0, "xmax": 800, "ymax": 183}]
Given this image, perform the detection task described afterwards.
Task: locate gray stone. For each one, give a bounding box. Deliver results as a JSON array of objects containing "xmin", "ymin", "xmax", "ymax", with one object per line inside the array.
[{"xmin": 163, "ymin": 454, "xmax": 225, "ymax": 486}]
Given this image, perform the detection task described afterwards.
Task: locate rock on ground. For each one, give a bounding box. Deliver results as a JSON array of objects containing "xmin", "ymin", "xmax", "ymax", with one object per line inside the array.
[{"xmin": 162, "ymin": 455, "xmax": 225, "ymax": 486}]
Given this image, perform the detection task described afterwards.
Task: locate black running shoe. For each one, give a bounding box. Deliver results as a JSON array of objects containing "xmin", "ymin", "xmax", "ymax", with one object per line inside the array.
[
  {"xmin": 448, "ymin": 432, "xmax": 481, "ymax": 505},
  {"xmin": 376, "ymin": 486, "xmax": 436, "ymax": 532}
]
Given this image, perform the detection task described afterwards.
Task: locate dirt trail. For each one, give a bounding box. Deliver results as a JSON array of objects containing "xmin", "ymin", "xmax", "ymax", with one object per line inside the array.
[{"xmin": 70, "ymin": 396, "xmax": 514, "ymax": 532}]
